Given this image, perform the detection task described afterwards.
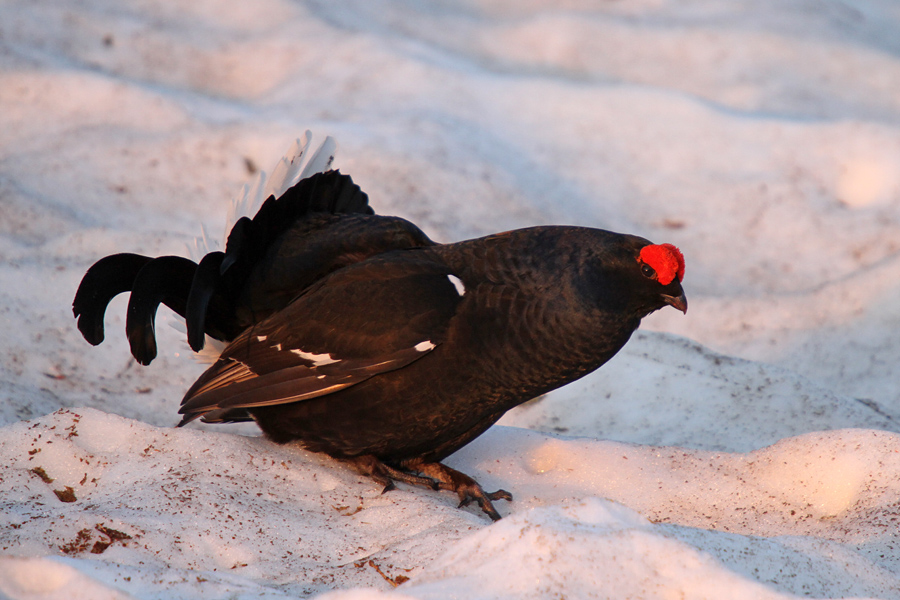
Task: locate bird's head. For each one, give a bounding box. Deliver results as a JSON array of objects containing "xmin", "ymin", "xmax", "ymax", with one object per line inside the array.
[
  {"xmin": 637, "ymin": 242, "xmax": 687, "ymax": 314},
  {"xmin": 570, "ymin": 230, "xmax": 687, "ymax": 321}
]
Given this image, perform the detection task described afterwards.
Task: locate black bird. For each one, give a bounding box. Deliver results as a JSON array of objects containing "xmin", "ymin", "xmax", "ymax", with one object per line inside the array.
[{"xmin": 75, "ymin": 165, "xmax": 686, "ymax": 521}]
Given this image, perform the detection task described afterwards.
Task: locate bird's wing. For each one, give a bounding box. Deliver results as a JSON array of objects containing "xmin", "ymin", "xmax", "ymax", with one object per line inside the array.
[{"xmin": 178, "ymin": 253, "xmax": 464, "ymax": 424}]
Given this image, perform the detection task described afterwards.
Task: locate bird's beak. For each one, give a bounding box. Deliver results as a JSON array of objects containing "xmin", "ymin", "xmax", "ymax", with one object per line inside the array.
[{"xmin": 662, "ymin": 292, "xmax": 688, "ymax": 314}]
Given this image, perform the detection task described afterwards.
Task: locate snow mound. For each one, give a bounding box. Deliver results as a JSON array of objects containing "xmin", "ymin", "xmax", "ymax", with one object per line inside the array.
[{"xmin": 2, "ymin": 409, "xmax": 899, "ymax": 599}]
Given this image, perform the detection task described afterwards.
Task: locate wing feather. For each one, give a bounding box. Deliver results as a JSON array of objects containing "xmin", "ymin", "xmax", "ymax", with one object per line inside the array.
[
  {"xmin": 178, "ymin": 343, "xmax": 434, "ymax": 424},
  {"xmin": 178, "ymin": 253, "xmax": 462, "ymax": 425}
]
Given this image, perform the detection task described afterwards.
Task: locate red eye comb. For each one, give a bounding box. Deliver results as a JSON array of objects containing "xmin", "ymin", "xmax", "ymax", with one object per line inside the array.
[{"xmin": 639, "ymin": 243, "xmax": 685, "ymax": 286}]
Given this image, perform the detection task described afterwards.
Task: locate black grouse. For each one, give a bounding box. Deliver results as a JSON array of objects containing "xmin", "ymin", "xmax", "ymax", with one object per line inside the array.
[{"xmin": 74, "ymin": 152, "xmax": 686, "ymax": 521}]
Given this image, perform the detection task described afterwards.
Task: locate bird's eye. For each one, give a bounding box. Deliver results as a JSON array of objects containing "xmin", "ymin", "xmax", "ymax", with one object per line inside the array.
[{"xmin": 641, "ymin": 263, "xmax": 656, "ymax": 279}]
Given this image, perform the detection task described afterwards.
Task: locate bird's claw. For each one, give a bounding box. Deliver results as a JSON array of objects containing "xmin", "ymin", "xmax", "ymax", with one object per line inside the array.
[
  {"xmin": 457, "ymin": 487, "xmax": 513, "ymax": 521},
  {"xmin": 402, "ymin": 459, "xmax": 513, "ymax": 521},
  {"xmin": 347, "ymin": 455, "xmax": 513, "ymax": 520}
]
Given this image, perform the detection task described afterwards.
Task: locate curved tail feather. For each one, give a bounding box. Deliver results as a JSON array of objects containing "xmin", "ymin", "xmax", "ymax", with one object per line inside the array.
[
  {"xmin": 185, "ymin": 251, "xmax": 227, "ymax": 352},
  {"xmin": 73, "ymin": 253, "xmax": 154, "ymax": 346},
  {"xmin": 75, "ymin": 142, "xmax": 431, "ymax": 368},
  {"xmin": 125, "ymin": 256, "xmax": 197, "ymax": 365}
]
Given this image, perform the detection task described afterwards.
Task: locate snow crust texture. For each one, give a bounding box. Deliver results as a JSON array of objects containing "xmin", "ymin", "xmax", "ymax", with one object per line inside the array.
[{"xmin": 1, "ymin": 0, "xmax": 899, "ymax": 599}]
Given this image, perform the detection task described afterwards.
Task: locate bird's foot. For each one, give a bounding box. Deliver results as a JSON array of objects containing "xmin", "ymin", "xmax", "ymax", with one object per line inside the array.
[
  {"xmin": 344, "ymin": 455, "xmax": 439, "ymax": 494},
  {"xmin": 344, "ymin": 455, "xmax": 512, "ymax": 520},
  {"xmin": 400, "ymin": 458, "xmax": 513, "ymax": 521}
]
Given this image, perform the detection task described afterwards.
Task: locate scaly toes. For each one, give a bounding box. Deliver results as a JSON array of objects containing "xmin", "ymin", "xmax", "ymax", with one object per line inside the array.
[
  {"xmin": 456, "ymin": 486, "xmax": 513, "ymax": 521},
  {"xmin": 487, "ymin": 489, "xmax": 513, "ymax": 502},
  {"xmin": 391, "ymin": 458, "xmax": 514, "ymax": 520}
]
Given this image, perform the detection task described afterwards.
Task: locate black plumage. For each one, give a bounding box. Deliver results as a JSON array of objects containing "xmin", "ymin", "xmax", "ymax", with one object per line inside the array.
[
  {"xmin": 74, "ymin": 168, "xmax": 686, "ymax": 520},
  {"xmin": 73, "ymin": 172, "xmax": 432, "ymax": 364}
]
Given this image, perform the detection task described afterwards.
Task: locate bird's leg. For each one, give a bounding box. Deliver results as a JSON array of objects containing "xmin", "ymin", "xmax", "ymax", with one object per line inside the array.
[
  {"xmin": 344, "ymin": 455, "xmax": 511, "ymax": 520},
  {"xmin": 343, "ymin": 454, "xmax": 439, "ymax": 494},
  {"xmin": 399, "ymin": 458, "xmax": 513, "ymax": 521}
]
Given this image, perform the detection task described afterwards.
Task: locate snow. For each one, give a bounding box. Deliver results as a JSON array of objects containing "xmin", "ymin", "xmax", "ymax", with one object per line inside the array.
[{"xmin": 1, "ymin": 1, "xmax": 899, "ymax": 599}]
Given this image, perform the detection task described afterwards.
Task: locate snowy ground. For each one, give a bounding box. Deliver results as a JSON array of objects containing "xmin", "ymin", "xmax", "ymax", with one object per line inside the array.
[{"xmin": 2, "ymin": 1, "xmax": 900, "ymax": 599}]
